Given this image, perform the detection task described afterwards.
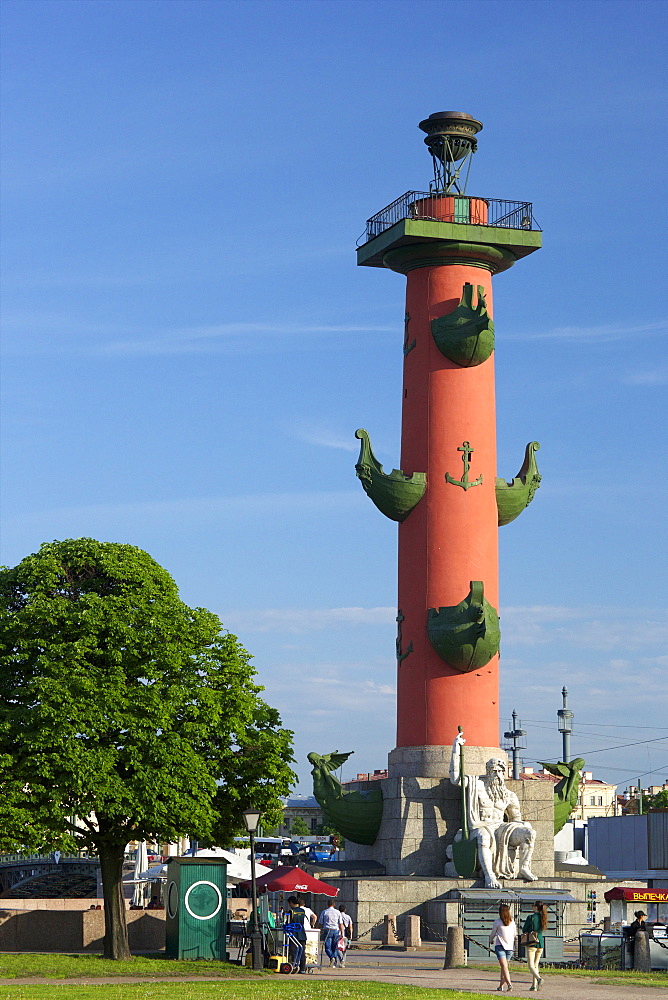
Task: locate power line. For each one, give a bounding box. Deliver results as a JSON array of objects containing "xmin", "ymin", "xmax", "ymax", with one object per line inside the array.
[
  {"xmin": 539, "ymin": 735, "xmax": 668, "ymax": 757},
  {"xmin": 529, "ymin": 760, "xmax": 668, "ymax": 780},
  {"xmin": 522, "ymin": 719, "xmax": 668, "ymax": 731},
  {"xmin": 524, "ymin": 733, "xmax": 668, "ymax": 754}
]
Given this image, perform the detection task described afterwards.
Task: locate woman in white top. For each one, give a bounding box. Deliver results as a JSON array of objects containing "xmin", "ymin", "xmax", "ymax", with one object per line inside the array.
[{"xmin": 489, "ymin": 903, "xmax": 516, "ymax": 992}]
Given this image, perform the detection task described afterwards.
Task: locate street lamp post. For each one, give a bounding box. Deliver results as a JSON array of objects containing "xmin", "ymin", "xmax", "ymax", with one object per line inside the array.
[
  {"xmin": 242, "ymin": 808, "xmax": 263, "ymax": 970},
  {"xmin": 557, "ymin": 686, "xmax": 573, "ymax": 763}
]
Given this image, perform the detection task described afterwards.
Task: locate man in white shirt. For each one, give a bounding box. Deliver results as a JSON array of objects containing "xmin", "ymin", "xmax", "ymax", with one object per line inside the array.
[
  {"xmin": 296, "ymin": 895, "xmax": 317, "ymax": 928},
  {"xmin": 318, "ymin": 898, "xmax": 343, "ymax": 967}
]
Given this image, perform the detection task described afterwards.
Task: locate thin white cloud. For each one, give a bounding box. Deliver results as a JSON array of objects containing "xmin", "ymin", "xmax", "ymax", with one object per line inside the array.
[
  {"xmin": 309, "ymin": 676, "xmax": 395, "ymax": 697},
  {"xmin": 1, "ymin": 315, "xmax": 395, "ymax": 357},
  {"xmin": 4, "ymin": 491, "xmax": 361, "ymax": 531},
  {"xmin": 502, "ymin": 604, "xmax": 668, "ymax": 650},
  {"xmin": 274, "ymin": 673, "xmax": 396, "ymax": 717},
  {"xmin": 506, "ymin": 319, "xmax": 666, "ymax": 343},
  {"xmin": 621, "ymin": 367, "xmax": 668, "ymax": 386},
  {"xmin": 225, "ymin": 606, "xmax": 396, "ymax": 634},
  {"xmin": 291, "ymin": 426, "xmax": 359, "ymax": 453},
  {"xmin": 101, "ymin": 322, "xmax": 395, "ymax": 357}
]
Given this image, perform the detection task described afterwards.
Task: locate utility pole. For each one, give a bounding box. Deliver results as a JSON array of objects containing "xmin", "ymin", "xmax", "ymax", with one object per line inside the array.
[
  {"xmin": 503, "ymin": 709, "xmax": 527, "ymax": 779},
  {"xmin": 557, "ymin": 685, "xmax": 573, "ymax": 762}
]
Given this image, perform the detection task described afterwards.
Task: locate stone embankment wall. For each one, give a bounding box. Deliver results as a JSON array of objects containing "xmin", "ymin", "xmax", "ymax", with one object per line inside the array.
[
  {"xmin": 0, "ymin": 905, "xmax": 165, "ymax": 952},
  {"xmin": 326, "ymin": 875, "xmax": 647, "ymax": 946}
]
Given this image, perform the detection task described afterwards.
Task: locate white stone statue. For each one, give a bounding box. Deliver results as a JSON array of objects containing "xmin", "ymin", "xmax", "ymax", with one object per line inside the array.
[{"xmin": 449, "ymin": 730, "xmax": 538, "ymax": 889}]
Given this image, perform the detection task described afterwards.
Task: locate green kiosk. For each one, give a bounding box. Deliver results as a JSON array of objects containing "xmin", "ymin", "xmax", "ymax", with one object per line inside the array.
[{"xmin": 165, "ymin": 857, "xmax": 228, "ymax": 960}]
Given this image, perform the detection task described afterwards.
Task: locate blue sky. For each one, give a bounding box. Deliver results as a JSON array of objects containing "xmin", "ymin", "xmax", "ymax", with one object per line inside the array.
[{"xmin": 2, "ymin": 0, "xmax": 666, "ymax": 795}]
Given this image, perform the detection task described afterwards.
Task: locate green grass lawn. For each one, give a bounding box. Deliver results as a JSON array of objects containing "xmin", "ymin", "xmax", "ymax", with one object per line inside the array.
[
  {"xmin": 0, "ymin": 984, "xmax": 501, "ymax": 1000},
  {"xmin": 0, "ymin": 953, "xmax": 254, "ymax": 980}
]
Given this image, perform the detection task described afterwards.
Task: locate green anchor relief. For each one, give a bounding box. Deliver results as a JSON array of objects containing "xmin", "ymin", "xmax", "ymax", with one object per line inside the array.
[
  {"xmin": 431, "ymin": 283, "xmax": 494, "ymax": 367},
  {"xmin": 396, "ymin": 610, "xmax": 413, "ymax": 663},
  {"xmin": 495, "ymin": 441, "xmax": 541, "ymax": 526},
  {"xmin": 355, "ymin": 429, "xmax": 426, "ymax": 522},
  {"xmin": 445, "ymin": 441, "xmax": 483, "ymax": 490},
  {"xmin": 403, "ymin": 311, "xmax": 416, "ymax": 356},
  {"xmin": 309, "ymin": 750, "xmax": 383, "ymax": 846},
  {"xmin": 427, "ymin": 581, "xmax": 500, "ymax": 673}
]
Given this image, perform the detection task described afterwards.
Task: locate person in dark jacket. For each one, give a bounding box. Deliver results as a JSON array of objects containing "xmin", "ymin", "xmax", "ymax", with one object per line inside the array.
[
  {"xmin": 628, "ymin": 910, "xmax": 647, "ymax": 938},
  {"xmin": 284, "ymin": 895, "xmax": 308, "ymax": 973},
  {"xmin": 522, "ymin": 900, "xmax": 547, "ymax": 991}
]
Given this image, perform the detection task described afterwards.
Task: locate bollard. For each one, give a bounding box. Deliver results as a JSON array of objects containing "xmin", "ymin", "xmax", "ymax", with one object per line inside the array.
[
  {"xmin": 404, "ymin": 914, "xmax": 421, "ymax": 950},
  {"xmin": 633, "ymin": 931, "xmax": 651, "ymax": 972},
  {"xmin": 444, "ymin": 924, "xmax": 466, "ymax": 968},
  {"xmin": 382, "ymin": 914, "xmax": 399, "ymax": 947}
]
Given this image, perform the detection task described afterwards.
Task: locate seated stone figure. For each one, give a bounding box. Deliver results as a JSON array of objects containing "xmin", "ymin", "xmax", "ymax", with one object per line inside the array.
[{"xmin": 449, "ymin": 730, "xmax": 538, "ymax": 889}]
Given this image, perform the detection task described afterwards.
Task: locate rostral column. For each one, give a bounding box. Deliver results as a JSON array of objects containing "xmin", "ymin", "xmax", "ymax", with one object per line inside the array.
[{"xmin": 355, "ymin": 111, "xmax": 542, "ymax": 753}]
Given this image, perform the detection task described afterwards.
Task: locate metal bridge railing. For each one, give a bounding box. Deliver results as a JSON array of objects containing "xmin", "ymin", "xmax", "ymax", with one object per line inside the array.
[
  {"xmin": 0, "ymin": 852, "xmax": 93, "ymax": 865},
  {"xmin": 360, "ymin": 191, "xmax": 540, "ymax": 245}
]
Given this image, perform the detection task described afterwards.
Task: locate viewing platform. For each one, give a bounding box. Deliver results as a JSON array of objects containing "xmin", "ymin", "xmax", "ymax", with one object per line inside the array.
[{"xmin": 357, "ymin": 191, "xmax": 542, "ymax": 269}]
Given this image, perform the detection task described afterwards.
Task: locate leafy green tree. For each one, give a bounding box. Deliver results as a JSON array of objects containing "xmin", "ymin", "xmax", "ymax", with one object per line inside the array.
[
  {"xmin": 647, "ymin": 789, "xmax": 668, "ymax": 810},
  {"xmin": 0, "ymin": 539, "xmax": 295, "ymax": 959},
  {"xmin": 289, "ymin": 816, "xmax": 311, "ymax": 837}
]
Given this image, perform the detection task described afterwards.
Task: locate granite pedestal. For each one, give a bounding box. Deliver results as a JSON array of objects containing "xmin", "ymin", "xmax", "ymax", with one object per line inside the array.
[{"xmin": 344, "ymin": 744, "xmax": 555, "ymax": 880}]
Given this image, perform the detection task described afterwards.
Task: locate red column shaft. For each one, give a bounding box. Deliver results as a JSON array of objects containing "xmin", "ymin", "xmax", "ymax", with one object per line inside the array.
[{"xmin": 397, "ymin": 263, "xmax": 499, "ymax": 748}]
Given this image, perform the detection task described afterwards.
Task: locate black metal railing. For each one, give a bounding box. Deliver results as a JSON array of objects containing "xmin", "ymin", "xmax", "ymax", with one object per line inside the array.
[{"xmin": 359, "ymin": 191, "xmax": 540, "ymax": 245}]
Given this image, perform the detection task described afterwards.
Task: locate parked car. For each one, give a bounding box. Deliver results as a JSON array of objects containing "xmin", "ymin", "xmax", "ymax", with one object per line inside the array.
[{"xmin": 307, "ymin": 842, "xmax": 336, "ymax": 862}]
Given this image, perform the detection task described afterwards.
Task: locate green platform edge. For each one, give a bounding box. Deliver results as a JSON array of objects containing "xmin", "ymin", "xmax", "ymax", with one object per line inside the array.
[{"xmin": 358, "ymin": 218, "xmax": 542, "ymax": 271}]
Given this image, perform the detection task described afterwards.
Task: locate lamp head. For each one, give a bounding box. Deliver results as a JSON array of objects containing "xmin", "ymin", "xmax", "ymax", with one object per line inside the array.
[
  {"xmin": 417, "ymin": 111, "xmax": 483, "ymax": 194},
  {"xmin": 418, "ymin": 111, "xmax": 483, "ymax": 164},
  {"xmin": 242, "ymin": 808, "xmax": 262, "ymax": 833}
]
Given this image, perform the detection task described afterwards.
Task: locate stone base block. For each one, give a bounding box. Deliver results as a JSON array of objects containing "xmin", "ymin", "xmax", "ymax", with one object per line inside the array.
[
  {"xmin": 322, "ymin": 873, "xmax": 624, "ymax": 945},
  {"xmin": 344, "ymin": 745, "xmax": 555, "ymax": 880},
  {"xmin": 388, "ymin": 744, "xmax": 510, "ymax": 779}
]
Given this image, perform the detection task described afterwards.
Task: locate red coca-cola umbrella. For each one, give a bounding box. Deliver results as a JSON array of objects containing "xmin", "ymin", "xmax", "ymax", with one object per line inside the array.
[{"xmin": 240, "ymin": 864, "xmax": 339, "ymax": 896}]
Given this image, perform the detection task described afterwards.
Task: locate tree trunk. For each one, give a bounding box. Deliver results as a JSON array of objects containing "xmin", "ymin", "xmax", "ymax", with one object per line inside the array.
[{"xmin": 99, "ymin": 842, "xmax": 131, "ymax": 959}]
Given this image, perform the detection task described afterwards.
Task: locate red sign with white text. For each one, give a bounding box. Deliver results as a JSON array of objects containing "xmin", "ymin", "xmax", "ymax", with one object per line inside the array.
[{"xmin": 604, "ymin": 887, "xmax": 668, "ymax": 903}]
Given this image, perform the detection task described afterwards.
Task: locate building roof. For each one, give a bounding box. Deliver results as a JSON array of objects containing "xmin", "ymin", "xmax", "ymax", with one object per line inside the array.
[
  {"xmin": 519, "ymin": 768, "xmax": 616, "ymax": 789},
  {"xmin": 283, "ymin": 796, "xmax": 319, "ymax": 809}
]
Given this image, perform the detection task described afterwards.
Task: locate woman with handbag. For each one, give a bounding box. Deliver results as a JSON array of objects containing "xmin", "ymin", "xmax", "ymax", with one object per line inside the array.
[
  {"xmin": 521, "ymin": 901, "xmax": 547, "ymax": 991},
  {"xmin": 489, "ymin": 903, "xmax": 516, "ymax": 991}
]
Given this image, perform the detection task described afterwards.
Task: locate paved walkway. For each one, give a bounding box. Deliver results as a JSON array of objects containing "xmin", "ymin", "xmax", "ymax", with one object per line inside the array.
[
  {"xmin": 316, "ymin": 962, "xmax": 667, "ymax": 998},
  {"xmin": 0, "ymin": 969, "xmax": 664, "ymax": 998}
]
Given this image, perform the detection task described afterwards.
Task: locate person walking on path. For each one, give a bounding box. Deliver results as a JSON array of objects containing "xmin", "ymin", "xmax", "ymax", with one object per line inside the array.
[
  {"xmin": 284, "ymin": 895, "xmax": 309, "ymax": 973},
  {"xmin": 318, "ymin": 898, "xmax": 343, "ymax": 967},
  {"xmin": 522, "ymin": 900, "xmax": 548, "ymax": 991},
  {"xmin": 489, "ymin": 902, "xmax": 516, "ymax": 991},
  {"xmin": 338, "ymin": 904, "xmax": 354, "ymax": 967}
]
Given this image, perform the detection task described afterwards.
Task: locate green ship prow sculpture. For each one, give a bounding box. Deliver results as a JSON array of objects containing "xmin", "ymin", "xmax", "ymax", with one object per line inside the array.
[
  {"xmin": 427, "ymin": 581, "xmax": 500, "ymax": 672},
  {"xmin": 538, "ymin": 758, "xmax": 586, "ymax": 834},
  {"xmin": 355, "ymin": 428, "xmax": 426, "ymax": 522},
  {"xmin": 308, "ymin": 750, "xmax": 383, "ymax": 846},
  {"xmin": 431, "ymin": 282, "xmax": 495, "ymax": 368},
  {"xmin": 496, "ymin": 441, "xmax": 541, "ymax": 526}
]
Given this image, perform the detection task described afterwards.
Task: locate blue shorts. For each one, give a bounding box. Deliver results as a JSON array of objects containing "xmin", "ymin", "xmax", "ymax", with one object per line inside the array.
[{"xmin": 495, "ymin": 945, "xmax": 514, "ymax": 961}]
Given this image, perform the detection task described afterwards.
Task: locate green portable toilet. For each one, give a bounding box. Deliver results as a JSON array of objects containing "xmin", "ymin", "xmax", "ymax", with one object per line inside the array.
[{"xmin": 165, "ymin": 857, "xmax": 228, "ymax": 960}]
